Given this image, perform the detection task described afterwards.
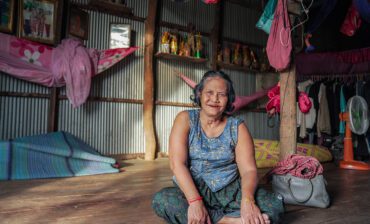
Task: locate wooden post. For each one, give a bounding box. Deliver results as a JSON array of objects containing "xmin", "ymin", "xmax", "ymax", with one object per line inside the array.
[
  {"xmin": 47, "ymin": 87, "xmax": 59, "ymax": 132},
  {"xmin": 211, "ymin": 1, "xmax": 222, "ymax": 71},
  {"xmin": 144, "ymin": 0, "xmax": 158, "ymax": 161},
  {"xmin": 279, "ymin": 66, "xmax": 296, "ymax": 160}
]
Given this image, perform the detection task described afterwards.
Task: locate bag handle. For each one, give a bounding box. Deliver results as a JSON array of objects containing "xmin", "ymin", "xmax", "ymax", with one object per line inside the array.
[{"xmin": 288, "ymin": 178, "xmax": 313, "ymax": 203}]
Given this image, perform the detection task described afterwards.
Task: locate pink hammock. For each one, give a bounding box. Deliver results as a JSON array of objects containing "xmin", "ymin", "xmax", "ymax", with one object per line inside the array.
[
  {"xmin": 176, "ymin": 72, "xmax": 274, "ymax": 113},
  {"xmin": 0, "ymin": 33, "xmax": 138, "ymax": 107}
]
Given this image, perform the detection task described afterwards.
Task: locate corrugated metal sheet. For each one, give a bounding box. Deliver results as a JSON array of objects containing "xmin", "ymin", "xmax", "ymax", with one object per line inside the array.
[
  {"xmin": 129, "ymin": 0, "xmax": 149, "ymax": 18},
  {"xmin": 221, "ymin": 69, "xmax": 256, "ymax": 95},
  {"xmin": 223, "ymin": 0, "xmax": 267, "ymax": 46},
  {"xmin": 58, "ymin": 100, "xmax": 144, "ymax": 155},
  {"xmin": 155, "ymin": 105, "xmax": 190, "ymax": 154},
  {"xmin": 161, "ymin": 0, "xmax": 216, "ymax": 33},
  {"xmin": 0, "ymin": 97, "xmax": 49, "ymax": 140},
  {"xmin": 239, "ymin": 112, "xmax": 279, "ymax": 140},
  {"xmin": 70, "ymin": 0, "xmax": 148, "ymax": 18},
  {"xmin": 156, "ymin": 26, "xmax": 212, "ymax": 103},
  {"xmin": 156, "ymin": 108, "xmax": 279, "ymax": 154},
  {"xmin": 1, "ymin": 0, "xmax": 278, "ymax": 155},
  {"xmin": 57, "ymin": 1, "xmax": 146, "ymax": 155},
  {"xmin": 156, "ymin": 66, "xmax": 279, "ymax": 153},
  {"xmin": 0, "ymin": 73, "xmax": 50, "ymax": 94},
  {"xmin": 60, "ymin": 10, "xmax": 145, "ymax": 99}
]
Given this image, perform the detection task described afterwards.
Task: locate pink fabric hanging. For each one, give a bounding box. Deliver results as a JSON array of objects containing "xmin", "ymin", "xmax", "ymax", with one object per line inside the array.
[
  {"xmin": 298, "ymin": 92, "xmax": 312, "ymax": 114},
  {"xmin": 266, "ymin": 0, "xmax": 292, "ymax": 71},
  {"xmin": 265, "ymin": 83, "xmax": 312, "ymax": 115},
  {"xmin": 0, "ymin": 33, "xmax": 138, "ymax": 107},
  {"xmin": 266, "ymin": 84, "xmax": 280, "ymax": 114},
  {"xmin": 340, "ymin": 3, "xmax": 362, "ymax": 37}
]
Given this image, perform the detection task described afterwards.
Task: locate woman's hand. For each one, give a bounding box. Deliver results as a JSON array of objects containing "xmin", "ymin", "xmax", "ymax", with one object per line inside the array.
[
  {"xmin": 240, "ymin": 201, "xmax": 270, "ymax": 224},
  {"xmin": 187, "ymin": 201, "xmax": 211, "ymax": 224}
]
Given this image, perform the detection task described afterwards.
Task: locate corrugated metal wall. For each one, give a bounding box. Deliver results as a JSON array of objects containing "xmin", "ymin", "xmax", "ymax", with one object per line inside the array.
[
  {"xmin": 161, "ymin": 0, "xmax": 216, "ymax": 33},
  {"xmin": 223, "ymin": 1, "xmax": 267, "ymax": 45},
  {"xmin": 0, "ymin": 96, "xmax": 49, "ymax": 139},
  {"xmin": 58, "ymin": 101, "xmax": 144, "ymax": 154},
  {"xmin": 0, "ymin": 70, "xmax": 50, "ymax": 139},
  {"xmin": 155, "ymin": 0, "xmax": 278, "ymax": 154},
  {"xmin": 59, "ymin": 0, "xmax": 147, "ymax": 155},
  {"xmin": 1, "ymin": 0, "xmax": 278, "ymax": 156}
]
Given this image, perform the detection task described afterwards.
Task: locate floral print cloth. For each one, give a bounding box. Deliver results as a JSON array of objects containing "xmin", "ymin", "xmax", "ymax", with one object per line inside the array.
[{"xmin": 0, "ymin": 33, "xmax": 137, "ymax": 107}]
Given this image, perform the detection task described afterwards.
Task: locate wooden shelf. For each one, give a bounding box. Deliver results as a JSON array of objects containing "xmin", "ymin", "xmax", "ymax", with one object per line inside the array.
[
  {"xmin": 222, "ymin": 37, "xmax": 263, "ymax": 49},
  {"xmin": 89, "ymin": 0, "xmax": 132, "ymax": 14},
  {"xmin": 73, "ymin": 2, "xmax": 145, "ymax": 22},
  {"xmin": 217, "ymin": 61, "xmax": 275, "ymax": 73},
  {"xmin": 155, "ymin": 52, "xmax": 207, "ymax": 64},
  {"xmin": 217, "ymin": 61, "xmax": 260, "ymax": 73}
]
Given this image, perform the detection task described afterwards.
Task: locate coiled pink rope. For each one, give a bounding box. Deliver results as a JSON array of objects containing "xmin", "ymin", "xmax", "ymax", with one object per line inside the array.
[{"xmin": 269, "ymin": 154, "xmax": 324, "ymax": 179}]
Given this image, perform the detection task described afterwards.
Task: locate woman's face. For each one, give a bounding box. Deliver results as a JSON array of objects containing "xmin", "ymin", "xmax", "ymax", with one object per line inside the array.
[{"xmin": 199, "ymin": 76, "xmax": 228, "ymax": 117}]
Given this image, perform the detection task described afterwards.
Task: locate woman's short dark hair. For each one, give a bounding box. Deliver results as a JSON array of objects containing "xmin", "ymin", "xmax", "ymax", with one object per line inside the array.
[{"xmin": 191, "ymin": 70, "xmax": 235, "ymax": 113}]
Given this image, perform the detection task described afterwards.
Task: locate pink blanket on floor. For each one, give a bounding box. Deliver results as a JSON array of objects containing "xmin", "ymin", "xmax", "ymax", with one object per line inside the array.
[{"xmin": 0, "ymin": 33, "xmax": 138, "ymax": 107}]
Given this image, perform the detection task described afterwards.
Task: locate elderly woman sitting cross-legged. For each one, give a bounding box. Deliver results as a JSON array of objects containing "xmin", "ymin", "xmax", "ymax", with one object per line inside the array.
[{"xmin": 152, "ymin": 71, "xmax": 284, "ymax": 224}]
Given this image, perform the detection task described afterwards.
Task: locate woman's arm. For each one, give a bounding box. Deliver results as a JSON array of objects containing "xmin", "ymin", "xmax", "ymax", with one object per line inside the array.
[
  {"xmin": 235, "ymin": 122, "xmax": 266, "ymax": 224},
  {"xmin": 235, "ymin": 123, "xmax": 258, "ymax": 202},
  {"xmin": 169, "ymin": 111, "xmax": 199, "ymax": 199},
  {"xmin": 169, "ymin": 111, "xmax": 211, "ymax": 224}
]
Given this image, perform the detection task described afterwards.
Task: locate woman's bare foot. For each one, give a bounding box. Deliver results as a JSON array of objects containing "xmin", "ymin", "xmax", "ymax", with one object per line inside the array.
[
  {"xmin": 218, "ymin": 214, "xmax": 270, "ymax": 224},
  {"xmin": 262, "ymin": 213, "xmax": 271, "ymax": 224},
  {"xmin": 217, "ymin": 216, "xmax": 240, "ymax": 224}
]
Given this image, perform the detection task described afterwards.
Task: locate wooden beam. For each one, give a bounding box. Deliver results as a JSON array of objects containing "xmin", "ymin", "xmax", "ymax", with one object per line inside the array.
[
  {"xmin": 144, "ymin": 0, "xmax": 159, "ymax": 161},
  {"xmin": 222, "ymin": 37, "xmax": 264, "ymax": 49},
  {"xmin": 159, "ymin": 21, "xmax": 210, "ymax": 37},
  {"xmin": 211, "ymin": 1, "xmax": 223, "ymax": 70},
  {"xmin": 47, "ymin": 87, "xmax": 59, "ymax": 132},
  {"xmin": 0, "ymin": 92, "xmax": 49, "ymax": 98},
  {"xmin": 155, "ymin": 101, "xmax": 196, "ymax": 108},
  {"xmin": 59, "ymin": 95, "xmax": 143, "ymax": 104},
  {"xmin": 279, "ymin": 66, "xmax": 297, "ymax": 160}
]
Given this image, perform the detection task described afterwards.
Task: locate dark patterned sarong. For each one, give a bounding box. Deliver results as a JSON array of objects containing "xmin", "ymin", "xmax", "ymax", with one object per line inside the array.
[{"xmin": 152, "ymin": 178, "xmax": 284, "ymax": 224}]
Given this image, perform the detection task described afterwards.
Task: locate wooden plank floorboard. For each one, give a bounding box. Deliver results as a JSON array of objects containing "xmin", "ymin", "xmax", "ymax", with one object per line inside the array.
[{"xmin": 1, "ymin": 158, "xmax": 369, "ymax": 224}]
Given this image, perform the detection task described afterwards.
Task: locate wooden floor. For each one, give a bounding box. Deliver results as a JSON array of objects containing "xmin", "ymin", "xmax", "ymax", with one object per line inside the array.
[{"xmin": 1, "ymin": 159, "xmax": 370, "ymax": 224}]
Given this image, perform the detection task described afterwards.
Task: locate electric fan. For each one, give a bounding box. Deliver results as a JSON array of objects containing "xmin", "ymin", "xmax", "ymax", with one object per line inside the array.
[{"xmin": 339, "ymin": 95, "xmax": 370, "ymax": 170}]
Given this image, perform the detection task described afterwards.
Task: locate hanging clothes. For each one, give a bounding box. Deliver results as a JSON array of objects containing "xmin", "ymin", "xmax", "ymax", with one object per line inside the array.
[
  {"xmin": 256, "ymin": 0, "xmax": 278, "ymax": 34},
  {"xmin": 325, "ymin": 81, "xmax": 338, "ymax": 136},
  {"xmin": 297, "ymin": 80, "xmax": 314, "ymax": 138},
  {"xmin": 339, "ymin": 85, "xmax": 347, "ymax": 135},
  {"xmin": 316, "ymin": 83, "xmax": 331, "ymax": 137}
]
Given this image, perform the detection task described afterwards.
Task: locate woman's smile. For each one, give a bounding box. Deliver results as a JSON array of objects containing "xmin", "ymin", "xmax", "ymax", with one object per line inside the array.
[{"xmin": 200, "ymin": 77, "xmax": 228, "ymax": 117}]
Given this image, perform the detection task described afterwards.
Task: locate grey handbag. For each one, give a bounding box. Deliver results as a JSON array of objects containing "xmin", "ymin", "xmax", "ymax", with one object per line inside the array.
[{"xmin": 272, "ymin": 174, "xmax": 330, "ymax": 208}]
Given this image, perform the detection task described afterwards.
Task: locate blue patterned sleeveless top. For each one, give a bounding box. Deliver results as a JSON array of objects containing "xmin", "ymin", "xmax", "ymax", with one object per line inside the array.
[{"xmin": 187, "ymin": 109, "xmax": 243, "ymax": 192}]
